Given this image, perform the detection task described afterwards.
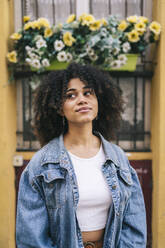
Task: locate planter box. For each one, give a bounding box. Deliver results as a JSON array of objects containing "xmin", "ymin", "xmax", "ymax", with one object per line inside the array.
[
  {"xmin": 31, "ymin": 54, "xmax": 139, "ymax": 72},
  {"xmin": 46, "ymin": 60, "xmax": 68, "ymax": 70},
  {"xmin": 110, "ymin": 54, "xmax": 138, "ymax": 72}
]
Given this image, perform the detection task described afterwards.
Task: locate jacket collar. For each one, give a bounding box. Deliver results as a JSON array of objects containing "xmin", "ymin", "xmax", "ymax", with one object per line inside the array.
[{"xmin": 40, "ymin": 133, "xmax": 120, "ymax": 168}]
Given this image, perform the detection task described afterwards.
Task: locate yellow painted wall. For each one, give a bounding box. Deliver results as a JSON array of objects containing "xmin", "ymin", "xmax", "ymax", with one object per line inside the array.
[
  {"xmin": 0, "ymin": 0, "xmax": 16, "ymax": 248},
  {"xmin": 152, "ymin": 0, "xmax": 165, "ymax": 247}
]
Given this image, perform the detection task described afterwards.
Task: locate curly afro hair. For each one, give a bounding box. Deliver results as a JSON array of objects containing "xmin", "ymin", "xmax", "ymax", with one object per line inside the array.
[{"xmin": 33, "ymin": 63, "xmax": 124, "ymax": 146}]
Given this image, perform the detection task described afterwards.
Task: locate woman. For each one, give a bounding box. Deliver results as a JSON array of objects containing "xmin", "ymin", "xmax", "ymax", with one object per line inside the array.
[{"xmin": 16, "ymin": 63, "xmax": 146, "ymax": 248}]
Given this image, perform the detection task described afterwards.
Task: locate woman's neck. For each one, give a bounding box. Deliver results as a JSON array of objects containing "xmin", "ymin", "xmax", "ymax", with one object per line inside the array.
[{"xmin": 63, "ymin": 124, "xmax": 101, "ymax": 157}]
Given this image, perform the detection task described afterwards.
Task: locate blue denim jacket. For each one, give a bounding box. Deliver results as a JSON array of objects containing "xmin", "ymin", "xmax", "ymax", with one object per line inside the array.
[{"xmin": 16, "ymin": 133, "xmax": 147, "ymax": 248}]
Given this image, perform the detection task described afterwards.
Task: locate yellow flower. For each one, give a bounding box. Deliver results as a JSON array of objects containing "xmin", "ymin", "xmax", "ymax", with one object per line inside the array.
[
  {"xmin": 100, "ymin": 18, "xmax": 108, "ymax": 26},
  {"xmin": 149, "ymin": 21, "xmax": 161, "ymax": 35},
  {"xmin": 37, "ymin": 18, "xmax": 50, "ymax": 28},
  {"xmin": 78, "ymin": 13, "xmax": 87, "ymax": 22},
  {"xmin": 127, "ymin": 15, "xmax": 138, "ymax": 23},
  {"xmin": 23, "ymin": 16, "xmax": 30, "ymax": 22},
  {"xmin": 138, "ymin": 16, "xmax": 148, "ymax": 24},
  {"xmin": 67, "ymin": 14, "xmax": 76, "ymax": 23},
  {"xmin": 135, "ymin": 22, "xmax": 146, "ymax": 29},
  {"xmin": 31, "ymin": 21, "xmax": 41, "ymax": 29},
  {"xmin": 89, "ymin": 20, "xmax": 102, "ymax": 31},
  {"xmin": 137, "ymin": 29, "xmax": 145, "ymax": 36},
  {"xmin": 85, "ymin": 14, "xmax": 95, "ymax": 22},
  {"xmin": 7, "ymin": 51, "xmax": 17, "ymax": 63},
  {"xmin": 118, "ymin": 20, "xmax": 128, "ymax": 31},
  {"xmin": 127, "ymin": 30, "xmax": 140, "ymax": 42},
  {"xmin": 24, "ymin": 21, "xmax": 33, "ymax": 30},
  {"xmin": 63, "ymin": 32, "xmax": 76, "ymax": 46},
  {"xmin": 44, "ymin": 28, "xmax": 53, "ymax": 38},
  {"xmin": 10, "ymin": 32, "xmax": 22, "ymax": 40},
  {"xmin": 81, "ymin": 14, "xmax": 95, "ymax": 26},
  {"xmin": 135, "ymin": 22, "xmax": 146, "ymax": 35}
]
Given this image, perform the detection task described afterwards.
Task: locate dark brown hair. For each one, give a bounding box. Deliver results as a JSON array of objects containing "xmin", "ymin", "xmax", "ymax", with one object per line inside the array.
[{"xmin": 33, "ymin": 63, "xmax": 124, "ymax": 146}]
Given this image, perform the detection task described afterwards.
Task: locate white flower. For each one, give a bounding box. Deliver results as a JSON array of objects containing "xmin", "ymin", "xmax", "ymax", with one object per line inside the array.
[
  {"xmin": 54, "ymin": 40, "xmax": 65, "ymax": 51},
  {"xmin": 100, "ymin": 28, "xmax": 107, "ymax": 37},
  {"xmin": 122, "ymin": 42, "xmax": 131, "ymax": 53},
  {"xmin": 111, "ymin": 27, "xmax": 116, "ymax": 33},
  {"xmin": 28, "ymin": 51, "xmax": 40, "ymax": 60},
  {"xmin": 111, "ymin": 60, "xmax": 122, "ymax": 68},
  {"xmin": 71, "ymin": 21, "xmax": 79, "ymax": 28},
  {"xmin": 57, "ymin": 51, "xmax": 67, "ymax": 62},
  {"xmin": 25, "ymin": 58, "xmax": 32, "ymax": 64},
  {"xmin": 107, "ymin": 36, "xmax": 113, "ymax": 45},
  {"xmin": 36, "ymin": 38, "xmax": 47, "ymax": 49},
  {"xmin": 41, "ymin": 58, "xmax": 50, "ymax": 67},
  {"xmin": 113, "ymin": 47, "xmax": 120, "ymax": 55},
  {"xmin": 34, "ymin": 35, "xmax": 43, "ymax": 41},
  {"xmin": 89, "ymin": 53, "xmax": 98, "ymax": 61},
  {"xmin": 31, "ymin": 59, "xmax": 41, "ymax": 69},
  {"xmin": 105, "ymin": 56, "xmax": 113, "ymax": 64},
  {"xmin": 25, "ymin": 46, "xmax": 32, "ymax": 51},
  {"xmin": 87, "ymin": 48, "xmax": 94, "ymax": 56},
  {"xmin": 66, "ymin": 52, "xmax": 73, "ymax": 62},
  {"xmin": 118, "ymin": 54, "xmax": 127, "ymax": 63}
]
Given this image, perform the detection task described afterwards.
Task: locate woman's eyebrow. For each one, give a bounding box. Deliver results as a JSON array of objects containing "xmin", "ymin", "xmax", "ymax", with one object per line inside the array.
[
  {"xmin": 66, "ymin": 88, "xmax": 76, "ymax": 93},
  {"xmin": 66, "ymin": 86, "xmax": 92, "ymax": 93},
  {"xmin": 83, "ymin": 86, "xmax": 92, "ymax": 89}
]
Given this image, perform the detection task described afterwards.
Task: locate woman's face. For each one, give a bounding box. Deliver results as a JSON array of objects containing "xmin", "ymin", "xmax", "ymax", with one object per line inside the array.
[{"xmin": 62, "ymin": 78, "xmax": 98, "ymax": 126}]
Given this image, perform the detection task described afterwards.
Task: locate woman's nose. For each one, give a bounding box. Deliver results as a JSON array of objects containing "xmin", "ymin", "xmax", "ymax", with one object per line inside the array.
[{"xmin": 77, "ymin": 93, "xmax": 87, "ymax": 104}]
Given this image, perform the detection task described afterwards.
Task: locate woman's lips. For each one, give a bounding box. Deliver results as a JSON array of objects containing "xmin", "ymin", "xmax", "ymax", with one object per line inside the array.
[{"xmin": 76, "ymin": 107, "xmax": 91, "ymax": 113}]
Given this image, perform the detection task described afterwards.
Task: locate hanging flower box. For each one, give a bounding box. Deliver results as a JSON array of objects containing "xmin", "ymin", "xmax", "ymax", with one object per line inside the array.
[
  {"xmin": 31, "ymin": 53, "xmax": 138, "ymax": 72},
  {"xmin": 110, "ymin": 53, "xmax": 139, "ymax": 71},
  {"xmin": 31, "ymin": 60, "xmax": 69, "ymax": 71},
  {"xmin": 7, "ymin": 14, "xmax": 161, "ymax": 77}
]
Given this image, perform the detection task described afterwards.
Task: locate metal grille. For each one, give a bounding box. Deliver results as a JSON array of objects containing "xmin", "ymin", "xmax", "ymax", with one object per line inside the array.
[
  {"xmin": 16, "ymin": 67, "xmax": 152, "ymax": 152},
  {"xmin": 111, "ymin": 72, "xmax": 151, "ymax": 152},
  {"xmin": 19, "ymin": 0, "xmax": 153, "ymax": 26},
  {"xmin": 21, "ymin": 0, "xmax": 76, "ymax": 25},
  {"xmin": 89, "ymin": 0, "xmax": 152, "ymax": 19}
]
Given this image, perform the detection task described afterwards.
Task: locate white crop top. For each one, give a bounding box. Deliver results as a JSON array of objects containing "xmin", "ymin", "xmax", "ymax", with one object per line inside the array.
[{"xmin": 68, "ymin": 144, "xmax": 112, "ymax": 231}]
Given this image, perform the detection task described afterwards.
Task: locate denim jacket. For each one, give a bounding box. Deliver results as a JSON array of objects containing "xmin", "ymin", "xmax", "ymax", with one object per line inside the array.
[{"xmin": 16, "ymin": 133, "xmax": 147, "ymax": 248}]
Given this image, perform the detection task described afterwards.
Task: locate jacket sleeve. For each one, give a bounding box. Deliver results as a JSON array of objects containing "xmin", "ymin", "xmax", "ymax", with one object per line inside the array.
[
  {"xmin": 16, "ymin": 167, "xmax": 56, "ymax": 248},
  {"xmin": 118, "ymin": 164, "xmax": 147, "ymax": 248}
]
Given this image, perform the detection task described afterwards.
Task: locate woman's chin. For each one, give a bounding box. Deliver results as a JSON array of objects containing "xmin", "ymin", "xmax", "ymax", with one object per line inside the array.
[{"xmin": 68, "ymin": 117, "xmax": 94, "ymax": 125}]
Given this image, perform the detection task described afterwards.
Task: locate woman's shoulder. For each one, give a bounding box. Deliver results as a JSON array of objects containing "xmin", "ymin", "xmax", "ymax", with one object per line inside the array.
[{"xmin": 25, "ymin": 136, "xmax": 61, "ymax": 175}]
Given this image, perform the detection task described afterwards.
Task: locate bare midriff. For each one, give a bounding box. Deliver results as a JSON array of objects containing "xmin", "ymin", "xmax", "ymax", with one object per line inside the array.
[{"xmin": 82, "ymin": 229, "xmax": 105, "ymax": 242}]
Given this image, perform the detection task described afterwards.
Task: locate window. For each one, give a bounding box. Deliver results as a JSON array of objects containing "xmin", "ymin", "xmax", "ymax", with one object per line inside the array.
[
  {"xmin": 15, "ymin": 0, "xmax": 153, "ymax": 151},
  {"xmin": 90, "ymin": 0, "xmax": 152, "ymax": 19}
]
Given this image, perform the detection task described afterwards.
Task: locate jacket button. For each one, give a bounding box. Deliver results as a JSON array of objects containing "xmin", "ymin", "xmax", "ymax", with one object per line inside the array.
[{"xmin": 112, "ymin": 185, "xmax": 117, "ymax": 190}]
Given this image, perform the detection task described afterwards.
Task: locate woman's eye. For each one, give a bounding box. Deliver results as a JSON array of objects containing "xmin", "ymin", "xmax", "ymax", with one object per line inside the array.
[
  {"xmin": 66, "ymin": 93, "xmax": 76, "ymax": 99},
  {"xmin": 84, "ymin": 90, "xmax": 93, "ymax": 96}
]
